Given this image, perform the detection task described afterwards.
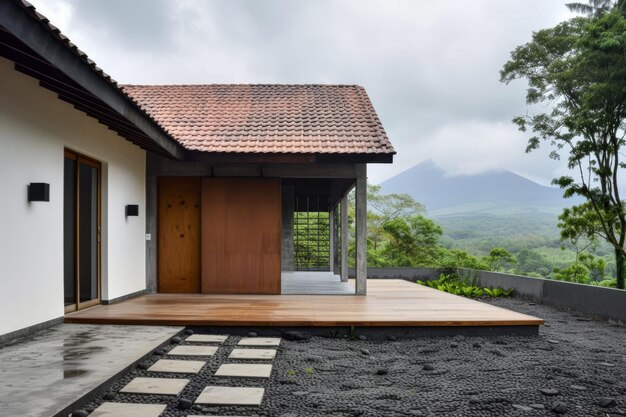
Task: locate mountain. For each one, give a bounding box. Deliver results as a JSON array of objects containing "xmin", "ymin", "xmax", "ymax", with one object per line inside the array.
[{"xmin": 379, "ymin": 160, "xmax": 577, "ymax": 217}]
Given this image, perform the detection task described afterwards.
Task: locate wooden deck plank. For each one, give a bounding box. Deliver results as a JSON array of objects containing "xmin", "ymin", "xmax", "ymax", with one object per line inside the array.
[{"xmin": 65, "ymin": 280, "xmax": 543, "ymax": 327}]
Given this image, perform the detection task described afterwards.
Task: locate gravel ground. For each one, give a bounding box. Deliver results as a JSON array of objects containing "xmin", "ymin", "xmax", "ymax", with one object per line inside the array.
[{"xmin": 79, "ymin": 298, "xmax": 626, "ymax": 417}]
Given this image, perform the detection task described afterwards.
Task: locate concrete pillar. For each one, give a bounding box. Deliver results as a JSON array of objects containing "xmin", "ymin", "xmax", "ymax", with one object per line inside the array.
[
  {"xmin": 329, "ymin": 207, "xmax": 335, "ymax": 273},
  {"xmin": 332, "ymin": 207, "xmax": 340, "ymax": 275},
  {"xmin": 355, "ymin": 164, "xmax": 367, "ymax": 295},
  {"xmin": 281, "ymin": 185, "xmax": 295, "ymax": 271},
  {"xmin": 340, "ymin": 195, "xmax": 349, "ymax": 283}
]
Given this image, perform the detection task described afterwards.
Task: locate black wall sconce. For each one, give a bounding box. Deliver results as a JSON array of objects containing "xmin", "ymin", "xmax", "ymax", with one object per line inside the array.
[
  {"xmin": 126, "ymin": 204, "xmax": 139, "ymax": 217},
  {"xmin": 28, "ymin": 183, "xmax": 50, "ymax": 202}
]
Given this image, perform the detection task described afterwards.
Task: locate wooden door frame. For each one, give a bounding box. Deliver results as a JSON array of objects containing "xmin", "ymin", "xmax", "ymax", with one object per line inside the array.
[{"xmin": 64, "ymin": 149, "xmax": 102, "ymax": 313}]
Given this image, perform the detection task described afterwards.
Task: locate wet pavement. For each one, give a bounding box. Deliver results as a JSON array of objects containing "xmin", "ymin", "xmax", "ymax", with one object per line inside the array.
[{"xmin": 0, "ymin": 323, "xmax": 182, "ymax": 417}]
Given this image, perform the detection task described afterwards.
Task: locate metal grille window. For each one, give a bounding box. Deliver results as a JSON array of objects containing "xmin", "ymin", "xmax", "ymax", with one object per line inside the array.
[{"xmin": 294, "ymin": 196, "xmax": 330, "ymax": 271}]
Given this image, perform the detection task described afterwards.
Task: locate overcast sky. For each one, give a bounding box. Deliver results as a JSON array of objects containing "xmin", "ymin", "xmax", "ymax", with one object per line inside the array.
[{"xmin": 34, "ymin": 0, "xmax": 575, "ymax": 185}]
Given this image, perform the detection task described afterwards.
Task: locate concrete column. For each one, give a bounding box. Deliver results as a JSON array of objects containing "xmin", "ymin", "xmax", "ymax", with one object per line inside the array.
[
  {"xmin": 281, "ymin": 185, "xmax": 295, "ymax": 271},
  {"xmin": 355, "ymin": 164, "xmax": 367, "ymax": 295},
  {"xmin": 329, "ymin": 207, "xmax": 335, "ymax": 273},
  {"xmin": 332, "ymin": 207, "xmax": 340, "ymax": 275},
  {"xmin": 145, "ymin": 155, "xmax": 158, "ymax": 293},
  {"xmin": 340, "ymin": 195, "xmax": 349, "ymax": 283}
]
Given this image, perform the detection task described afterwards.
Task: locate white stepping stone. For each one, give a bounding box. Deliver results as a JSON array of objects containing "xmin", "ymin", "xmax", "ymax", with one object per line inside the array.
[
  {"xmin": 229, "ymin": 348, "xmax": 276, "ymax": 360},
  {"xmin": 168, "ymin": 345, "xmax": 218, "ymax": 356},
  {"xmin": 214, "ymin": 363, "xmax": 273, "ymax": 378},
  {"xmin": 186, "ymin": 334, "xmax": 229, "ymax": 343},
  {"xmin": 120, "ymin": 377, "xmax": 189, "ymax": 395},
  {"xmin": 147, "ymin": 359, "xmax": 205, "ymax": 374},
  {"xmin": 90, "ymin": 402, "xmax": 166, "ymax": 417},
  {"xmin": 195, "ymin": 386, "xmax": 265, "ymax": 406},
  {"xmin": 237, "ymin": 337, "xmax": 281, "ymax": 346}
]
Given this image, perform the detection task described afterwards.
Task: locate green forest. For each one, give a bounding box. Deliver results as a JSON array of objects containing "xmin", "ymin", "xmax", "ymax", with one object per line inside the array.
[
  {"xmin": 362, "ymin": 185, "xmax": 618, "ymax": 287},
  {"xmin": 294, "ymin": 185, "xmax": 619, "ymax": 288}
]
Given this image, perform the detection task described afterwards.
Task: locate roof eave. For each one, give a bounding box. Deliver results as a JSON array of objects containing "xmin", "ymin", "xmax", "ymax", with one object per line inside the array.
[
  {"xmin": 186, "ymin": 151, "xmax": 394, "ymax": 164},
  {"xmin": 0, "ymin": 0, "xmax": 185, "ymax": 160}
]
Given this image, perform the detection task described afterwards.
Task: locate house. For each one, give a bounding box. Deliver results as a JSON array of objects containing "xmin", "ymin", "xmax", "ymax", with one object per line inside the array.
[{"xmin": 0, "ymin": 0, "xmax": 394, "ymax": 340}]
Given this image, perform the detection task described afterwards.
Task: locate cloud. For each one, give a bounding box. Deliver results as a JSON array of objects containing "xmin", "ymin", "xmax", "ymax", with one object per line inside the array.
[{"xmin": 32, "ymin": 0, "xmax": 575, "ymax": 185}]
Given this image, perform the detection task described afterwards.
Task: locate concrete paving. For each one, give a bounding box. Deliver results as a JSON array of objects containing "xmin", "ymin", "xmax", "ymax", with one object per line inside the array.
[
  {"xmin": 195, "ymin": 386, "xmax": 265, "ymax": 406},
  {"xmin": 214, "ymin": 363, "xmax": 273, "ymax": 378},
  {"xmin": 147, "ymin": 359, "xmax": 205, "ymax": 374},
  {"xmin": 0, "ymin": 323, "xmax": 181, "ymax": 417},
  {"xmin": 120, "ymin": 377, "xmax": 189, "ymax": 395},
  {"xmin": 90, "ymin": 401, "xmax": 166, "ymax": 417},
  {"xmin": 238, "ymin": 337, "xmax": 281, "ymax": 346},
  {"xmin": 281, "ymin": 271, "xmax": 354, "ymax": 294},
  {"xmin": 168, "ymin": 345, "xmax": 218, "ymax": 356},
  {"xmin": 184, "ymin": 334, "xmax": 228, "ymax": 343},
  {"xmin": 229, "ymin": 348, "xmax": 276, "ymax": 360}
]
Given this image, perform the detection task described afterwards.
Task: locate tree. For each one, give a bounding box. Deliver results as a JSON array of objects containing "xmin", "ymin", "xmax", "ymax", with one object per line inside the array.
[
  {"xmin": 367, "ymin": 185, "xmax": 424, "ymax": 251},
  {"xmin": 579, "ymin": 252, "xmax": 607, "ymax": 281},
  {"xmin": 380, "ymin": 215, "xmax": 442, "ymax": 267},
  {"xmin": 553, "ymin": 263, "xmax": 591, "ymax": 283},
  {"xmin": 484, "ymin": 247, "xmax": 517, "ymax": 272},
  {"xmin": 515, "ymin": 249, "xmax": 553, "ymax": 277},
  {"xmin": 437, "ymin": 248, "xmax": 488, "ymax": 271},
  {"xmin": 566, "ymin": 0, "xmax": 619, "ymax": 17},
  {"xmin": 500, "ymin": 7, "xmax": 626, "ymax": 288},
  {"xmin": 558, "ymin": 204, "xmax": 598, "ymax": 261}
]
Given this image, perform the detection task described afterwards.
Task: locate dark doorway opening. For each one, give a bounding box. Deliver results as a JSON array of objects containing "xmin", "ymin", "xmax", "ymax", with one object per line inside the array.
[{"xmin": 294, "ymin": 196, "xmax": 331, "ymax": 271}]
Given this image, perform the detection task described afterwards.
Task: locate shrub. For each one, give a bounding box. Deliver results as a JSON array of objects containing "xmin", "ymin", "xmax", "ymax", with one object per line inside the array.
[{"xmin": 417, "ymin": 273, "xmax": 514, "ymax": 298}]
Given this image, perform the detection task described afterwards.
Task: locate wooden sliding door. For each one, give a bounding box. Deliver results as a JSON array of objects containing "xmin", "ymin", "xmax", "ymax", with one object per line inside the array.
[
  {"xmin": 201, "ymin": 178, "xmax": 281, "ymax": 294},
  {"xmin": 157, "ymin": 177, "xmax": 201, "ymax": 293}
]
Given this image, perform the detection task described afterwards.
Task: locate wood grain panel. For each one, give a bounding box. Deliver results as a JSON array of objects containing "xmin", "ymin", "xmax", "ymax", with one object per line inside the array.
[
  {"xmin": 64, "ymin": 279, "xmax": 544, "ymax": 327},
  {"xmin": 201, "ymin": 178, "xmax": 281, "ymax": 294},
  {"xmin": 158, "ymin": 177, "xmax": 201, "ymax": 293}
]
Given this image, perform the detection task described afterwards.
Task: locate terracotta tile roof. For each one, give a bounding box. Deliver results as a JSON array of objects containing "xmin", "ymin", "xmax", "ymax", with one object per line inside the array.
[{"xmin": 121, "ymin": 84, "xmax": 395, "ymax": 155}]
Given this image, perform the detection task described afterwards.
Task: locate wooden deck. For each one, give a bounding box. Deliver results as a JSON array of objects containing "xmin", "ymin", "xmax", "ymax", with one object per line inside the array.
[{"xmin": 65, "ymin": 280, "xmax": 542, "ymax": 327}]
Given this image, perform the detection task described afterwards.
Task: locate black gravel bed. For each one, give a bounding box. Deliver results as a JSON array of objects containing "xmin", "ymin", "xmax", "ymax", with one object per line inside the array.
[{"xmin": 76, "ymin": 299, "xmax": 625, "ymax": 417}]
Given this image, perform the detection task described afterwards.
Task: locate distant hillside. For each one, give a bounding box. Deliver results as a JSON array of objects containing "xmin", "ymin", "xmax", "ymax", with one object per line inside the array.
[{"xmin": 379, "ymin": 160, "xmax": 577, "ymax": 216}]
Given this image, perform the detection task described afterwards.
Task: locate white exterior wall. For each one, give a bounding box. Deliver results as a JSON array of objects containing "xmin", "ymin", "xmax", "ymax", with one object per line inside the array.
[{"xmin": 0, "ymin": 57, "xmax": 147, "ymax": 335}]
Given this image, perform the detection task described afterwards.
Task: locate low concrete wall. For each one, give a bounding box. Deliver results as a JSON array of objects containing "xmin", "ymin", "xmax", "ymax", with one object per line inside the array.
[
  {"xmin": 365, "ymin": 267, "xmax": 626, "ymax": 325},
  {"xmin": 350, "ymin": 267, "xmax": 440, "ymax": 281}
]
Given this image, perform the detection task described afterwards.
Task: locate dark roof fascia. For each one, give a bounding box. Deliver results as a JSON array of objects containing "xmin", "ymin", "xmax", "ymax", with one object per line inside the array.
[
  {"xmin": 0, "ymin": 0, "xmax": 185, "ymax": 160},
  {"xmin": 186, "ymin": 151, "xmax": 394, "ymax": 165}
]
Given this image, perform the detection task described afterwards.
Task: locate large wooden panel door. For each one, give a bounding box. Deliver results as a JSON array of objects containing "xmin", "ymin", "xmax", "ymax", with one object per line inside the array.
[
  {"xmin": 158, "ymin": 177, "xmax": 201, "ymax": 293},
  {"xmin": 201, "ymin": 178, "xmax": 281, "ymax": 294}
]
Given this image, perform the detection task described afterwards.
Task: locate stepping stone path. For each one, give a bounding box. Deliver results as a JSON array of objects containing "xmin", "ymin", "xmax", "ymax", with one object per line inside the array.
[
  {"xmin": 147, "ymin": 359, "xmax": 205, "ymax": 374},
  {"xmin": 185, "ymin": 334, "xmax": 229, "ymax": 343},
  {"xmin": 120, "ymin": 377, "xmax": 189, "ymax": 395},
  {"xmin": 215, "ymin": 363, "xmax": 273, "ymax": 378},
  {"xmin": 238, "ymin": 337, "xmax": 282, "ymax": 346},
  {"xmin": 195, "ymin": 386, "xmax": 265, "ymax": 406},
  {"xmin": 90, "ymin": 402, "xmax": 166, "ymax": 417},
  {"xmin": 107, "ymin": 333, "xmax": 281, "ymax": 415},
  {"xmin": 229, "ymin": 348, "xmax": 277, "ymax": 360},
  {"xmin": 168, "ymin": 345, "xmax": 218, "ymax": 356}
]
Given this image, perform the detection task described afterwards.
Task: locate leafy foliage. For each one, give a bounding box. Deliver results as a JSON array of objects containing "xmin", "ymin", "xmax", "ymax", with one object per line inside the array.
[
  {"xmin": 417, "ymin": 274, "xmax": 514, "ymax": 298},
  {"xmin": 500, "ymin": 4, "xmax": 626, "ymax": 288},
  {"xmin": 294, "ymin": 211, "xmax": 330, "ymax": 270}
]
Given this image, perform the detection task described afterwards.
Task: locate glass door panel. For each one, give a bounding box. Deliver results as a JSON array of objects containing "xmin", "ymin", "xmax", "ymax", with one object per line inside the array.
[
  {"xmin": 63, "ymin": 150, "xmax": 100, "ymax": 312},
  {"xmin": 78, "ymin": 162, "xmax": 99, "ymax": 304},
  {"xmin": 63, "ymin": 156, "xmax": 77, "ymax": 307}
]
